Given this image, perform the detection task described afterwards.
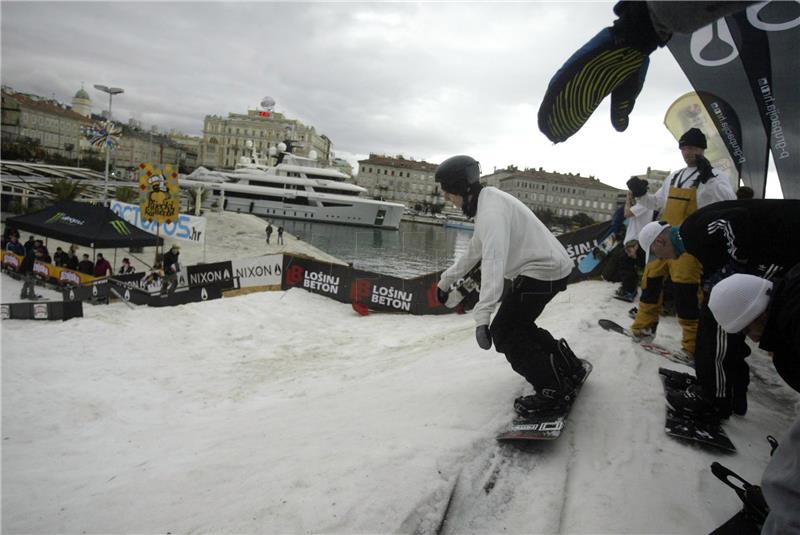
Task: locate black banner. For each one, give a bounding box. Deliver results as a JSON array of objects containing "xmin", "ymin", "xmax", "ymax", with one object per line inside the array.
[
  {"xmin": 668, "ymin": 17, "xmax": 770, "ymax": 196},
  {"xmin": 186, "ymin": 261, "xmax": 235, "ymax": 290},
  {"xmin": 557, "ymin": 221, "xmax": 613, "ymax": 283},
  {"xmin": 282, "ymin": 255, "xmax": 353, "ymax": 302},
  {"xmin": 1, "ymin": 301, "xmax": 83, "ymax": 321},
  {"xmin": 742, "ymin": 2, "xmax": 800, "ymax": 198}
]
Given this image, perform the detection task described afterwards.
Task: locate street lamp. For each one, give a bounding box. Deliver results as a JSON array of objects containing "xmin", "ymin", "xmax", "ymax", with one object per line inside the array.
[{"xmin": 94, "ymin": 84, "xmax": 124, "ymax": 204}]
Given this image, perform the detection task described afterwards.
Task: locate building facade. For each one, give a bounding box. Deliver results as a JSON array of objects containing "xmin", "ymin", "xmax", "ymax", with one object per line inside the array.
[
  {"xmin": 1, "ymin": 88, "xmax": 92, "ymax": 159},
  {"xmin": 356, "ymin": 154, "xmax": 441, "ymax": 209},
  {"xmin": 199, "ymin": 109, "xmax": 331, "ymax": 169},
  {"xmin": 487, "ymin": 167, "xmax": 623, "ymax": 222}
]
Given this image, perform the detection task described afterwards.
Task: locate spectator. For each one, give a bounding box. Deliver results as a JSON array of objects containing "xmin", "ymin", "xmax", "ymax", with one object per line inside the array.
[
  {"xmin": 265, "ymin": 223, "xmax": 273, "ymax": 245},
  {"xmin": 277, "ymin": 225, "xmax": 285, "ymax": 245},
  {"xmin": 24, "ymin": 235, "xmax": 35, "ymax": 255},
  {"xmin": 53, "ymin": 247, "xmax": 68, "ymax": 267},
  {"xmin": 118, "ymin": 258, "xmax": 135, "ymax": 275},
  {"xmin": 67, "ymin": 247, "xmax": 79, "ymax": 270},
  {"xmin": 93, "ymin": 253, "xmax": 112, "ymax": 277},
  {"xmin": 161, "ymin": 245, "xmax": 181, "ymax": 295},
  {"xmin": 736, "ymin": 186, "xmax": 755, "ymax": 200},
  {"xmin": 5, "ymin": 234, "xmax": 25, "ymax": 256},
  {"xmin": 77, "ymin": 254, "xmax": 94, "ymax": 275}
]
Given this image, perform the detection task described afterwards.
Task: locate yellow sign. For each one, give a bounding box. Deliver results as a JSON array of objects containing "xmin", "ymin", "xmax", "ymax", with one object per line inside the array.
[
  {"xmin": 138, "ymin": 162, "xmax": 180, "ymax": 224},
  {"xmin": 664, "ymin": 92, "xmax": 740, "ymax": 188}
]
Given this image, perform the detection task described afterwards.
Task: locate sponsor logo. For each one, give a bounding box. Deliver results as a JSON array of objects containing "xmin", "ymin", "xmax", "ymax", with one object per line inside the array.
[
  {"xmin": 234, "ymin": 262, "xmax": 282, "ymax": 285},
  {"xmin": 511, "ymin": 421, "xmax": 563, "ymax": 432},
  {"xmin": 285, "ymin": 265, "xmax": 305, "ymax": 286},
  {"xmin": 747, "ymin": 2, "xmax": 800, "ymax": 32},
  {"xmin": 2, "ymin": 253, "xmax": 20, "ymax": 268},
  {"xmin": 45, "ymin": 212, "xmax": 85, "ymax": 226},
  {"xmin": 33, "ymin": 261, "xmax": 50, "ymax": 278},
  {"xmin": 689, "ymin": 21, "xmax": 738, "ymax": 67},
  {"xmin": 188, "ymin": 268, "xmax": 232, "ymax": 286},
  {"xmin": 110, "ymin": 220, "xmax": 131, "ymax": 235},
  {"xmin": 370, "ymin": 285, "xmax": 412, "ymax": 311},
  {"xmin": 33, "ymin": 303, "xmax": 48, "ymax": 319},
  {"xmin": 59, "ymin": 270, "xmax": 81, "ymax": 285},
  {"xmin": 303, "ymin": 271, "xmax": 339, "ymax": 294}
]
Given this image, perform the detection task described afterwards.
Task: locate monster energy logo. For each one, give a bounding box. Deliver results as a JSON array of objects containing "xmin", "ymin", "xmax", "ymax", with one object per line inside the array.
[
  {"xmin": 111, "ymin": 220, "xmax": 131, "ymax": 235},
  {"xmin": 45, "ymin": 212, "xmax": 85, "ymax": 225}
]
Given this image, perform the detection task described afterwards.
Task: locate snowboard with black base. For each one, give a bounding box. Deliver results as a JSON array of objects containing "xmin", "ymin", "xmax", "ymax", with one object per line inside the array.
[
  {"xmin": 658, "ymin": 367, "xmax": 736, "ymax": 453},
  {"xmin": 597, "ymin": 319, "xmax": 693, "ymax": 367},
  {"xmin": 497, "ymin": 359, "xmax": 593, "ymax": 442}
]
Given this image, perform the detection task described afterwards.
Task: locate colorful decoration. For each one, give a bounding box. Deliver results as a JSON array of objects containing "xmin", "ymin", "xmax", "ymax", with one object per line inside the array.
[
  {"xmin": 83, "ymin": 121, "xmax": 122, "ymax": 150},
  {"xmin": 138, "ymin": 162, "xmax": 180, "ymax": 224}
]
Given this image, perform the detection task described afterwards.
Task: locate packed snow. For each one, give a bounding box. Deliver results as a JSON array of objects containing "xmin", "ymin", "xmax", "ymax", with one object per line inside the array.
[{"xmin": 2, "ymin": 274, "xmax": 798, "ymax": 533}]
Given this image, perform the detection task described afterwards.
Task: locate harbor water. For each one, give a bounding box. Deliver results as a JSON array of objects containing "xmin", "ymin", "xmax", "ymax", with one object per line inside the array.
[{"xmin": 264, "ymin": 218, "xmax": 473, "ymax": 278}]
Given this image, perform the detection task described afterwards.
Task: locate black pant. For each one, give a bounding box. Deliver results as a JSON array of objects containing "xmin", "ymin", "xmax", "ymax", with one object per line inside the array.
[
  {"xmin": 695, "ymin": 291, "xmax": 750, "ymax": 401},
  {"xmin": 490, "ymin": 275, "xmax": 569, "ymax": 391}
]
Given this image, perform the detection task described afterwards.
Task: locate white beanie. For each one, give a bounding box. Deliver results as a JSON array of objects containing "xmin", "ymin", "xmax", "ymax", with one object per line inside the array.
[
  {"xmin": 709, "ymin": 274, "xmax": 773, "ymax": 333},
  {"xmin": 638, "ymin": 221, "xmax": 670, "ymax": 263}
]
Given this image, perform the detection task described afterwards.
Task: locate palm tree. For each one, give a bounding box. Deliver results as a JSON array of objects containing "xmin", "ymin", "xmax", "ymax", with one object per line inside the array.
[
  {"xmin": 114, "ymin": 186, "xmax": 139, "ymax": 203},
  {"xmin": 45, "ymin": 178, "xmax": 85, "ymax": 202}
]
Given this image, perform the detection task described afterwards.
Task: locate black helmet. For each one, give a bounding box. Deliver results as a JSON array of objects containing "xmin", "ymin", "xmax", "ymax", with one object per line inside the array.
[{"xmin": 435, "ymin": 155, "xmax": 481, "ymax": 196}]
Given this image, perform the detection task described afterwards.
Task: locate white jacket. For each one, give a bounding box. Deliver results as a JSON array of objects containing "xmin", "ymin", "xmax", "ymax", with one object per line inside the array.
[
  {"xmin": 637, "ymin": 165, "xmax": 736, "ymax": 212},
  {"xmin": 438, "ymin": 187, "xmax": 573, "ymax": 327}
]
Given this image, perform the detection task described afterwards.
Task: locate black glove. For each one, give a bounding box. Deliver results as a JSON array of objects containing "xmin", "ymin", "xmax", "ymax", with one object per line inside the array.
[
  {"xmin": 696, "ymin": 155, "xmax": 713, "ymax": 183},
  {"xmin": 436, "ymin": 287, "xmax": 449, "ymax": 306},
  {"xmin": 626, "ymin": 176, "xmax": 648, "ymax": 198},
  {"xmin": 476, "ymin": 325, "xmax": 492, "ymax": 350}
]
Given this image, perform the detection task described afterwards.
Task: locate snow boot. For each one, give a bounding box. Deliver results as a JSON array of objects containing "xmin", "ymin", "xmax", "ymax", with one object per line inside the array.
[
  {"xmin": 666, "ymin": 384, "xmax": 731, "ymax": 422},
  {"xmin": 514, "ymin": 388, "xmax": 572, "ymax": 417},
  {"xmin": 631, "ymin": 324, "xmax": 657, "ymax": 343},
  {"xmin": 614, "ymin": 287, "xmax": 636, "ymax": 302}
]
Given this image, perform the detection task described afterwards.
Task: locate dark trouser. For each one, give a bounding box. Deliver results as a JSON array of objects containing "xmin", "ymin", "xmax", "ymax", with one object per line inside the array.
[
  {"xmin": 618, "ymin": 247, "xmax": 645, "ymax": 294},
  {"xmin": 161, "ymin": 273, "xmax": 178, "ymax": 295},
  {"xmin": 601, "ymin": 244, "xmax": 625, "ymax": 283},
  {"xmin": 490, "ymin": 274, "xmax": 570, "ymax": 391},
  {"xmin": 695, "ymin": 290, "xmax": 751, "ymax": 403},
  {"xmin": 20, "ymin": 273, "xmax": 36, "ymax": 299}
]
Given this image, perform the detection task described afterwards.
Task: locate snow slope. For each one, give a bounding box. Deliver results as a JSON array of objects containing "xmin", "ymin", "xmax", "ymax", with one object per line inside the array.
[{"xmin": 2, "ymin": 277, "xmax": 798, "ymax": 533}]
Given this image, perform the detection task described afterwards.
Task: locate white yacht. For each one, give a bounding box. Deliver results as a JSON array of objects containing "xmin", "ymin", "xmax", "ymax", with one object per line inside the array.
[{"xmin": 182, "ymin": 141, "xmax": 405, "ymax": 229}]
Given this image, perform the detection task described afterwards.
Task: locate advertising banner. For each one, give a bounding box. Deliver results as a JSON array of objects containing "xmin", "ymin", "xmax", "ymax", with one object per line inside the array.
[
  {"xmin": 138, "ymin": 162, "xmax": 180, "ymax": 224},
  {"xmin": 231, "ymin": 255, "xmax": 283, "ymax": 288},
  {"xmin": 186, "ymin": 260, "xmax": 235, "ymax": 290},
  {"xmin": 557, "ymin": 221, "xmax": 614, "ymax": 283},
  {"xmin": 110, "ymin": 200, "xmax": 206, "ymax": 245},
  {"xmin": 282, "ymin": 255, "xmax": 353, "ymax": 303}
]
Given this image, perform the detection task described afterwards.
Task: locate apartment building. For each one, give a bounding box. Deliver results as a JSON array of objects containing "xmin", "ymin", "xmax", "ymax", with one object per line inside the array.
[
  {"xmin": 487, "ymin": 166, "xmax": 623, "ymax": 222},
  {"xmin": 200, "ymin": 108, "xmax": 331, "ymax": 169},
  {"xmin": 356, "ymin": 154, "xmax": 441, "ymax": 208}
]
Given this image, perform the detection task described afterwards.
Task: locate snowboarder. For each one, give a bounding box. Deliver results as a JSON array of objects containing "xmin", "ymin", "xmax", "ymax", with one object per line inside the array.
[
  {"xmin": 433, "ymin": 155, "xmax": 585, "ymax": 416},
  {"xmin": 637, "ymin": 200, "xmax": 800, "ymax": 420},
  {"xmin": 614, "ymin": 189, "xmax": 653, "ymax": 301},
  {"xmin": 626, "ymin": 128, "xmax": 735, "ymax": 361},
  {"xmin": 161, "ymin": 245, "xmax": 181, "ymax": 295}
]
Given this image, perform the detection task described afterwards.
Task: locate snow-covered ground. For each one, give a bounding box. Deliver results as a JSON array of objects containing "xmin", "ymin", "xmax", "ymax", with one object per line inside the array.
[{"xmin": 2, "ymin": 275, "xmax": 798, "ymax": 534}]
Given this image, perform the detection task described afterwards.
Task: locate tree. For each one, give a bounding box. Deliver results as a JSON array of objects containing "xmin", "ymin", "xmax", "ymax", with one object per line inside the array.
[
  {"xmin": 44, "ymin": 178, "xmax": 85, "ymax": 202},
  {"xmin": 114, "ymin": 186, "xmax": 138, "ymax": 203},
  {"xmin": 571, "ymin": 212, "xmax": 595, "ymax": 228}
]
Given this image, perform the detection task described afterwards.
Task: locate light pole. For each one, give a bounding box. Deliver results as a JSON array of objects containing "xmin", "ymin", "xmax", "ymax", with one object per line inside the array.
[{"xmin": 94, "ymin": 84, "xmax": 124, "ymax": 204}]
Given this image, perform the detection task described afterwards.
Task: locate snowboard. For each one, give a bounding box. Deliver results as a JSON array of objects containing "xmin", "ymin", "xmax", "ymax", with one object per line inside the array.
[
  {"xmin": 597, "ymin": 319, "xmax": 694, "ymax": 367},
  {"xmin": 577, "ymin": 229, "xmax": 616, "ymax": 273},
  {"xmin": 444, "ymin": 261, "xmax": 481, "ymax": 311},
  {"xmin": 658, "ymin": 369, "xmax": 736, "ymax": 453},
  {"xmin": 497, "ymin": 360, "xmax": 593, "ymax": 442}
]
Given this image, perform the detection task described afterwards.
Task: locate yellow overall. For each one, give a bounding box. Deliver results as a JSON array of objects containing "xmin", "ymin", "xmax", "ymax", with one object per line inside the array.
[{"xmin": 631, "ymin": 170, "xmax": 703, "ymax": 355}]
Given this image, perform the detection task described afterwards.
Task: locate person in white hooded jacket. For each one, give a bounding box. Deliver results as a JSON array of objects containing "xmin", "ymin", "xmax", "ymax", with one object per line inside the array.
[{"xmin": 434, "ymin": 155, "xmax": 587, "ymax": 416}]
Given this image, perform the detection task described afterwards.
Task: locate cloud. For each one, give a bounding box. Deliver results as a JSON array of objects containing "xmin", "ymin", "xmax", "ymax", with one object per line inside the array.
[{"xmin": 3, "ymin": 1, "xmax": 775, "ymax": 195}]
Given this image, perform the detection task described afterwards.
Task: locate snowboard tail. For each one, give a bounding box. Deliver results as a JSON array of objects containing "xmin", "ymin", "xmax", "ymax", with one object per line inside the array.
[{"xmin": 497, "ymin": 360, "xmax": 593, "ymax": 442}]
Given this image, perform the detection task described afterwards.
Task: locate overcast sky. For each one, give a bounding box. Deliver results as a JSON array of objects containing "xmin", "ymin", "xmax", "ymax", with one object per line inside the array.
[{"xmin": 0, "ymin": 1, "xmax": 782, "ymax": 196}]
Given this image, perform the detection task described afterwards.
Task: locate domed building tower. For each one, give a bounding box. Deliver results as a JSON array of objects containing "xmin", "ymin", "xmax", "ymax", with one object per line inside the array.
[{"xmin": 71, "ymin": 84, "xmax": 91, "ymax": 117}]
